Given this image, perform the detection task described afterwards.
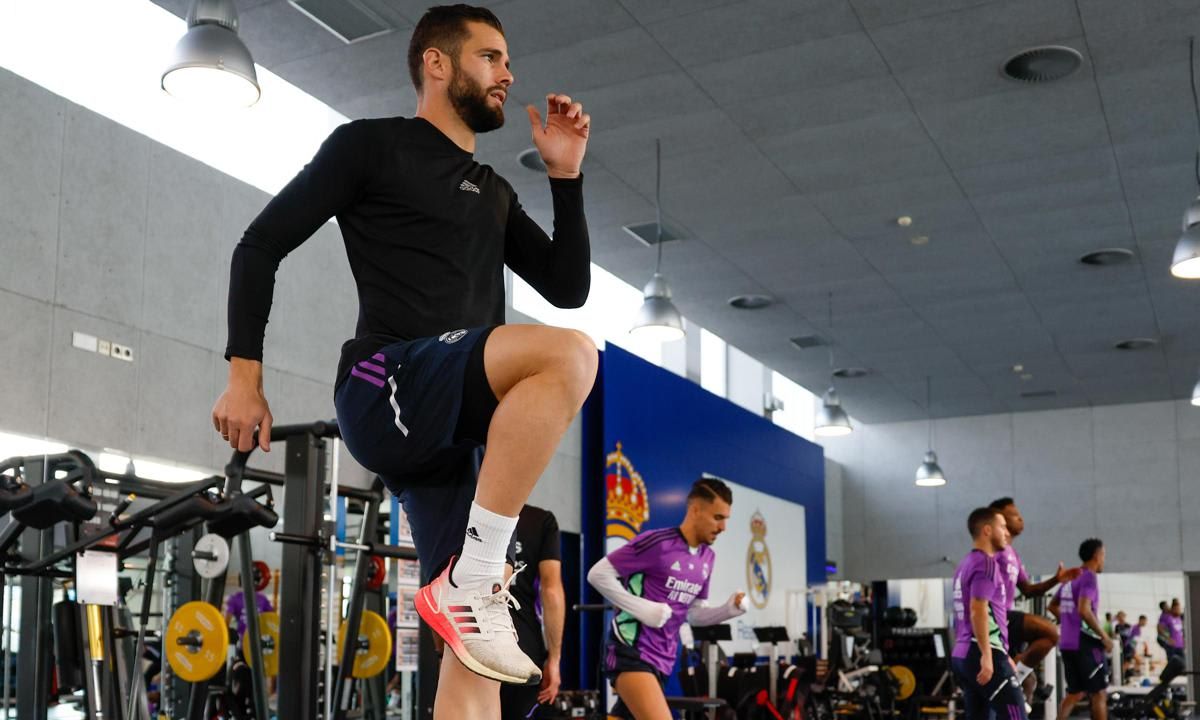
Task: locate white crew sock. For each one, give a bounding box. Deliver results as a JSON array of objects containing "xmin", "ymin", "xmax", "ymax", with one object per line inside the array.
[
  {"xmin": 1014, "ymin": 661, "xmax": 1034, "ymax": 684},
  {"xmin": 451, "ymin": 502, "xmax": 518, "ymax": 588}
]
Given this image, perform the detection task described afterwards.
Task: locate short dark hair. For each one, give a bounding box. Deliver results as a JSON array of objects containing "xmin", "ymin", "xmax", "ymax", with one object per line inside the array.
[
  {"xmin": 1139, "ymin": 614, "xmax": 1147, "ymax": 621},
  {"xmin": 1160, "ymin": 601, "xmax": 1169, "ymax": 611},
  {"xmin": 407, "ymin": 5, "xmax": 504, "ymax": 93},
  {"xmin": 1078, "ymin": 538, "xmax": 1103, "ymax": 562},
  {"xmin": 967, "ymin": 507, "xmax": 1001, "ymax": 538},
  {"xmin": 988, "ymin": 497, "xmax": 1015, "ymax": 511},
  {"xmin": 688, "ymin": 477, "xmax": 732, "ymax": 505}
]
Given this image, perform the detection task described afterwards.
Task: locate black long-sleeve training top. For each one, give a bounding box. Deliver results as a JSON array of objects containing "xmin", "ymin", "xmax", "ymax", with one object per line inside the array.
[{"xmin": 224, "ymin": 116, "xmax": 591, "ymax": 387}]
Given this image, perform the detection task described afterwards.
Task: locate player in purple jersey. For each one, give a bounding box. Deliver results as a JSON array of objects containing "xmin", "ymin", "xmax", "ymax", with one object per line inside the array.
[
  {"xmin": 988, "ymin": 498, "xmax": 1081, "ymax": 701},
  {"xmin": 587, "ymin": 478, "xmax": 748, "ymax": 720},
  {"xmin": 950, "ymin": 507, "xmax": 1027, "ymax": 720},
  {"xmin": 1049, "ymin": 539, "xmax": 1110, "ymax": 720},
  {"xmin": 1159, "ymin": 598, "xmax": 1185, "ymax": 662}
]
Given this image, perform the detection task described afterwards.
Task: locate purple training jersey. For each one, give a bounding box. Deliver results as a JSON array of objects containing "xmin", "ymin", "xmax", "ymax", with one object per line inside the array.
[
  {"xmin": 224, "ymin": 591, "xmax": 274, "ymax": 636},
  {"xmin": 995, "ymin": 545, "xmax": 1029, "ymax": 611},
  {"xmin": 1160, "ymin": 612, "xmax": 1184, "ymax": 648},
  {"xmin": 951, "ymin": 549, "xmax": 1009, "ymax": 658},
  {"xmin": 607, "ymin": 527, "xmax": 714, "ymax": 676},
  {"xmin": 1053, "ymin": 568, "xmax": 1099, "ymax": 650}
]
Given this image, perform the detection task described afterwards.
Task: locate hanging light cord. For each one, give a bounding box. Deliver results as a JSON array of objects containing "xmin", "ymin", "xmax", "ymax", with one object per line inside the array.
[
  {"xmin": 926, "ymin": 375, "xmax": 934, "ymax": 450},
  {"xmin": 1191, "ymin": 37, "xmax": 1200, "ymax": 189},
  {"xmin": 827, "ymin": 291, "xmax": 835, "ymax": 374},
  {"xmin": 654, "ymin": 139, "xmax": 664, "ymax": 274}
]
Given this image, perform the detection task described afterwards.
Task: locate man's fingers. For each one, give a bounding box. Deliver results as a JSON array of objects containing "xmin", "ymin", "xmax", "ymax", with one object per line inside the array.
[
  {"xmin": 259, "ymin": 411, "xmax": 272, "ymax": 453},
  {"xmin": 227, "ymin": 427, "xmax": 240, "ymax": 449},
  {"xmin": 547, "ymin": 93, "xmax": 572, "ymax": 114},
  {"xmin": 236, "ymin": 423, "xmax": 256, "ymax": 453},
  {"xmin": 526, "ymin": 104, "xmax": 542, "ymax": 132},
  {"xmin": 575, "ymin": 112, "xmax": 591, "ymax": 130},
  {"xmin": 566, "ymin": 102, "xmax": 583, "ymax": 119}
]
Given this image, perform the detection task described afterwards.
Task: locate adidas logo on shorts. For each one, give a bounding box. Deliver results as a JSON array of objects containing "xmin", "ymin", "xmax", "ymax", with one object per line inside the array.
[
  {"xmin": 439, "ymin": 329, "xmax": 468, "ymax": 344},
  {"xmin": 459, "ymin": 179, "xmax": 480, "ymax": 194}
]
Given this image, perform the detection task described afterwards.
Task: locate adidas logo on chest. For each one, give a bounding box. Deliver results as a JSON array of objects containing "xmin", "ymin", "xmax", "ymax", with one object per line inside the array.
[{"xmin": 459, "ymin": 179, "xmax": 480, "ymax": 194}]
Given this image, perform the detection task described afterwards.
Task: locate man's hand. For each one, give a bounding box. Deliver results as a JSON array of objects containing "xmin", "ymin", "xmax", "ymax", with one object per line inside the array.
[
  {"xmin": 212, "ymin": 358, "xmax": 273, "ymax": 452},
  {"xmin": 1102, "ymin": 636, "xmax": 1114, "ymax": 653},
  {"xmin": 651, "ymin": 601, "xmax": 673, "ymax": 628},
  {"xmin": 977, "ymin": 656, "xmax": 994, "ymax": 686},
  {"xmin": 537, "ymin": 657, "xmax": 561, "ymax": 704},
  {"xmin": 1056, "ymin": 563, "xmax": 1083, "ymax": 584},
  {"xmin": 730, "ymin": 591, "xmax": 748, "ymax": 613},
  {"xmin": 526, "ymin": 93, "xmax": 589, "ymax": 179}
]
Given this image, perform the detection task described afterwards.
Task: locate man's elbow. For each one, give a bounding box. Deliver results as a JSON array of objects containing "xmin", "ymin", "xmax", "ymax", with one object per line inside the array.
[{"xmin": 551, "ymin": 282, "xmax": 590, "ymax": 309}]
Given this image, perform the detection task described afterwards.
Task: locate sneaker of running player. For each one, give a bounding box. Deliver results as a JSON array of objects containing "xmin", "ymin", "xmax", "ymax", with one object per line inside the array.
[{"xmin": 414, "ymin": 557, "xmax": 541, "ymax": 685}]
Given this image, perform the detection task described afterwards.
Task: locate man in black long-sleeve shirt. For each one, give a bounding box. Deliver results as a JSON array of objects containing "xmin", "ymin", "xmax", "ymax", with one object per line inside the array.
[{"xmin": 211, "ymin": 6, "xmax": 596, "ymax": 717}]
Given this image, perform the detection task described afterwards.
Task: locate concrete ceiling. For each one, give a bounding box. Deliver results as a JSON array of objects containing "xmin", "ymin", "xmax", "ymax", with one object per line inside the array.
[{"xmin": 155, "ymin": 0, "xmax": 1200, "ymax": 422}]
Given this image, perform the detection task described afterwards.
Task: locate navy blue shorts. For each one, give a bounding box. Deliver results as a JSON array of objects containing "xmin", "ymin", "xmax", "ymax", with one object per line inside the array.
[
  {"xmin": 950, "ymin": 645, "xmax": 1028, "ymax": 720},
  {"xmin": 1062, "ymin": 634, "xmax": 1108, "ymax": 695},
  {"xmin": 335, "ymin": 327, "xmax": 501, "ymax": 584}
]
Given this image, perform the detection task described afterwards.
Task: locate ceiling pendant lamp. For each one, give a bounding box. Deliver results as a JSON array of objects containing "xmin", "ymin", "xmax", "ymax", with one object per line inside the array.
[
  {"xmin": 915, "ymin": 376, "xmax": 946, "ymax": 487},
  {"xmin": 1191, "ymin": 377, "xmax": 1200, "ymax": 407},
  {"xmin": 630, "ymin": 139, "xmax": 684, "ymax": 342},
  {"xmin": 1171, "ymin": 37, "xmax": 1200, "ymax": 278},
  {"xmin": 814, "ymin": 292, "xmax": 854, "ymax": 438},
  {"xmin": 162, "ymin": 0, "xmax": 261, "ymax": 108}
]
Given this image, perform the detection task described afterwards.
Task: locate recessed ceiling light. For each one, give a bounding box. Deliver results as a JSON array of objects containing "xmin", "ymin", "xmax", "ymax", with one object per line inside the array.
[
  {"xmin": 897, "ymin": 216, "xmax": 913, "ymax": 227},
  {"xmin": 1020, "ymin": 389, "xmax": 1057, "ymax": 399},
  {"xmin": 517, "ymin": 147, "xmax": 545, "ymax": 172},
  {"xmin": 1002, "ymin": 46, "xmax": 1083, "ymax": 83},
  {"xmin": 728, "ymin": 294, "xmax": 773, "ymax": 310},
  {"xmin": 1114, "ymin": 337, "xmax": 1158, "ymax": 351},
  {"xmin": 1020, "ymin": 373, "xmax": 1034, "ymax": 381},
  {"xmin": 910, "ymin": 235, "xmax": 929, "ymax": 246},
  {"xmin": 832, "ymin": 367, "xmax": 871, "ymax": 379},
  {"xmin": 1011, "ymin": 364, "xmax": 1024, "ymax": 373},
  {"xmin": 789, "ymin": 335, "xmax": 826, "ymax": 350},
  {"xmin": 1079, "ymin": 248, "xmax": 1135, "ymax": 266}
]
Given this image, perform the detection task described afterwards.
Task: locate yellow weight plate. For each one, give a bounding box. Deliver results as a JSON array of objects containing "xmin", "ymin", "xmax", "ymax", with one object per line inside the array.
[
  {"xmin": 165, "ymin": 601, "xmax": 228, "ymax": 682},
  {"xmin": 889, "ymin": 665, "xmax": 917, "ymax": 701},
  {"xmin": 337, "ymin": 610, "xmax": 393, "ymax": 678},
  {"xmin": 243, "ymin": 611, "xmax": 280, "ymax": 677}
]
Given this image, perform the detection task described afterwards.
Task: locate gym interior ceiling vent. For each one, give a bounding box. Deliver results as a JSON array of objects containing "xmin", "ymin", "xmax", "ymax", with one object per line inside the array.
[
  {"xmin": 789, "ymin": 335, "xmax": 826, "ymax": 350},
  {"xmin": 622, "ymin": 221, "xmax": 685, "ymax": 247},
  {"xmin": 1002, "ymin": 45, "xmax": 1083, "ymax": 83},
  {"xmin": 1079, "ymin": 248, "xmax": 1136, "ymax": 266},
  {"xmin": 288, "ymin": 0, "xmax": 393, "ymax": 44},
  {"xmin": 728, "ymin": 294, "xmax": 774, "ymax": 310},
  {"xmin": 1114, "ymin": 337, "xmax": 1158, "ymax": 351}
]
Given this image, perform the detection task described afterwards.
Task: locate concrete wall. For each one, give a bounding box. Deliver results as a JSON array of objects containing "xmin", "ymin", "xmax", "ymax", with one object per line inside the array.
[
  {"xmin": 823, "ymin": 400, "xmax": 1200, "ymax": 581},
  {"xmin": 0, "ymin": 67, "xmax": 585, "ymax": 537}
]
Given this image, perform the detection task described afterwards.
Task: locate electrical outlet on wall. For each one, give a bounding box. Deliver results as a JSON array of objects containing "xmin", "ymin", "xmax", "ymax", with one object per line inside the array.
[
  {"xmin": 110, "ymin": 343, "xmax": 133, "ymax": 362},
  {"xmin": 97, "ymin": 339, "xmax": 111, "ymax": 356}
]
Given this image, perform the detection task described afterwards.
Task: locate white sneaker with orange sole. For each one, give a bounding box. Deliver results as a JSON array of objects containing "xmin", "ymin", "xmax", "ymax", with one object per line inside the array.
[{"xmin": 414, "ymin": 558, "xmax": 541, "ymax": 685}]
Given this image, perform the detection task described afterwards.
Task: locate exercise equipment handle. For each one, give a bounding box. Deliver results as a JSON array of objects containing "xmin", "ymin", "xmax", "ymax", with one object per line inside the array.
[{"xmin": 572, "ymin": 603, "xmax": 610, "ymax": 612}]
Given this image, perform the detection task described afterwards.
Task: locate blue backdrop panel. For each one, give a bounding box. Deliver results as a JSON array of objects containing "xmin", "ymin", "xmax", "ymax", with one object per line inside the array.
[{"xmin": 600, "ymin": 345, "xmax": 825, "ymax": 571}]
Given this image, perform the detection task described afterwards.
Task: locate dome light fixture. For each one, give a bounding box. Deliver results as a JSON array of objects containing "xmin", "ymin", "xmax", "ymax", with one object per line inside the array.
[
  {"xmin": 915, "ymin": 376, "xmax": 946, "ymax": 487},
  {"xmin": 630, "ymin": 139, "xmax": 685, "ymax": 343},
  {"xmin": 162, "ymin": 0, "xmax": 261, "ymax": 108}
]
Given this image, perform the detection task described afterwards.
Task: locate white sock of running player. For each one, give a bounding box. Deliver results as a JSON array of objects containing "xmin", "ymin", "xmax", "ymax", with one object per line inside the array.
[
  {"xmin": 451, "ymin": 502, "xmax": 517, "ymax": 589},
  {"xmin": 1014, "ymin": 661, "xmax": 1034, "ymax": 684}
]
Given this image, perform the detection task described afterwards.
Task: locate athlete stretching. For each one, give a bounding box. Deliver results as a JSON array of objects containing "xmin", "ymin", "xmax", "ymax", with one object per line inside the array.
[{"xmin": 213, "ymin": 5, "xmax": 595, "ymax": 718}]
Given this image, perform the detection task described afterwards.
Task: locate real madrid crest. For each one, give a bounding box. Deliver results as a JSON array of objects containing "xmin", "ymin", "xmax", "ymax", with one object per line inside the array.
[
  {"xmin": 605, "ymin": 442, "xmax": 650, "ymax": 541},
  {"xmin": 745, "ymin": 510, "xmax": 772, "ymax": 609}
]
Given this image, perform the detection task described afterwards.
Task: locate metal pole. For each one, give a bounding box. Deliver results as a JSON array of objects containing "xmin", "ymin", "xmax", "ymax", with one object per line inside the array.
[
  {"xmin": 278, "ymin": 432, "xmax": 327, "ymax": 720},
  {"xmin": 16, "ymin": 456, "xmax": 53, "ymax": 720},
  {"xmin": 2, "ymin": 576, "xmax": 11, "ymax": 719},
  {"xmin": 238, "ymin": 532, "xmax": 271, "ymax": 720},
  {"xmin": 125, "ymin": 539, "xmax": 159, "ymax": 720},
  {"xmin": 334, "ymin": 494, "xmax": 379, "ymax": 720},
  {"xmin": 325, "ymin": 440, "xmax": 341, "ymax": 720}
]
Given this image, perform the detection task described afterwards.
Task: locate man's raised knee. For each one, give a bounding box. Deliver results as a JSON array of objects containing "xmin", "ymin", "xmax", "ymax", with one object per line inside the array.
[{"xmin": 560, "ymin": 329, "xmax": 598, "ymax": 395}]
